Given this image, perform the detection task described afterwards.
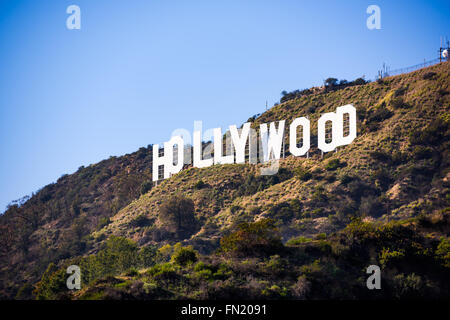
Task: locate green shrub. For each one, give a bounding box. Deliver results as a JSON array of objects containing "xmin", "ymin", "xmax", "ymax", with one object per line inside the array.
[
  {"xmin": 409, "ymin": 118, "xmax": 448, "ymax": 146},
  {"xmin": 140, "ymin": 180, "xmax": 153, "ymax": 195},
  {"xmin": 390, "ymin": 97, "xmax": 409, "ymax": 109},
  {"xmin": 237, "ymin": 168, "xmax": 293, "ymax": 196},
  {"xmin": 125, "ymin": 268, "xmax": 139, "ymax": 277},
  {"xmin": 171, "ymin": 246, "xmax": 198, "ymax": 266},
  {"xmin": 369, "ymin": 150, "xmax": 391, "ymax": 163},
  {"xmin": 392, "ymin": 273, "xmax": 426, "ymax": 299},
  {"xmin": 379, "ymin": 248, "xmax": 405, "ymax": 268},
  {"xmin": 294, "ymin": 167, "xmax": 312, "ymax": 181},
  {"xmin": 435, "ymin": 237, "xmax": 450, "ymax": 268},
  {"xmin": 139, "ymin": 245, "xmax": 157, "ymax": 267},
  {"xmin": 412, "ymin": 146, "xmax": 433, "ymax": 160},
  {"xmin": 33, "ymin": 263, "xmax": 70, "ymax": 300},
  {"xmin": 193, "ymin": 180, "xmax": 207, "ymax": 190},
  {"xmin": 219, "ymin": 219, "xmax": 283, "ymax": 257},
  {"xmin": 367, "ymin": 105, "xmax": 393, "ymax": 123},
  {"xmin": 266, "ymin": 201, "xmax": 301, "ymax": 223},
  {"xmin": 325, "ymin": 159, "xmax": 341, "ymax": 171},
  {"xmin": 359, "ymin": 196, "xmax": 383, "ymax": 217},
  {"xmin": 230, "ymin": 205, "xmax": 242, "ymax": 214},
  {"xmin": 371, "ymin": 168, "xmax": 392, "ymax": 190},
  {"xmin": 129, "ymin": 214, "xmax": 152, "ymax": 228},
  {"xmin": 286, "ymin": 236, "xmax": 311, "ymax": 246},
  {"xmin": 422, "ymin": 72, "xmax": 436, "ymax": 80},
  {"xmin": 147, "ymin": 263, "xmax": 178, "ymax": 280},
  {"xmin": 339, "ymin": 174, "xmax": 354, "ymax": 184},
  {"xmin": 315, "ymin": 233, "xmax": 327, "ymax": 240},
  {"xmin": 97, "ymin": 217, "xmax": 111, "ymax": 230}
]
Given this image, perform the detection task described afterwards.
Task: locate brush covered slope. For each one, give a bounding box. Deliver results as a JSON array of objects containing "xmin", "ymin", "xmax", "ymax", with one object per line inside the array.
[{"xmin": 1, "ymin": 62, "xmax": 449, "ymax": 300}]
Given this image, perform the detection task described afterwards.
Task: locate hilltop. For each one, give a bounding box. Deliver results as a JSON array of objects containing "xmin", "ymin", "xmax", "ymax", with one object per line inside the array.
[{"xmin": 1, "ymin": 61, "xmax": 449, "ymax": 299}]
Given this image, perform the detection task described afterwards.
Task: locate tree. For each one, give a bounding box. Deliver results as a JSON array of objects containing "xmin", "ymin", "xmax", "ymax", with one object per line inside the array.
[
  {"xmin": 353, "ymin": 77, "xmax": 366, "ymax": 85},
  {"xmin": 159, "ymin": 195, "xmax": 198, "ymax": 239},
  {"xmin": 324, "ymin": 78, "xmax": 338, "ymax": 87}
]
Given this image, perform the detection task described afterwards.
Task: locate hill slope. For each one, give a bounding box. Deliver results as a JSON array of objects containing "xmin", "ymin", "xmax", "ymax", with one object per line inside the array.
[{"xmin": 1, "ymin": 61, "xmax": 449, "ymax": 299}]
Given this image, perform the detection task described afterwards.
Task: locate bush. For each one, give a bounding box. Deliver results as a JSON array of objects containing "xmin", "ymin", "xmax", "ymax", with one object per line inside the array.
[
  {"xmin": 171, "ymin": 246, "xmax": 198, "ymax": 266},
  {"xmin": 412, "ymin": 146, "xmax": 433, "ymax": 160},
  {"xmin": 125, "ymin": 268, "xmax": 139, "ymax": 277},
  {"xmin": 139, "ymin": 245, "xmax": 157, "ymax": 267},
  {"xmin": 193, "ymin": 180, "xmax": 207, "ymax": 190},
  {"xmin": 294, "ymin": 167, "xmax": 312, "ymax": 181},
  {"xmin": 369, "ymin": 150, "xmax": 391, "ymax": 163},
  {"xmin": 219, "ymin": 219, "xmax": 283, "ymax": 257},
  {"xmin": 353, "ymin": 77, "xmax": 366, "ymax": 85},
  {"xmin": 33, "ymin": 263, "xmax": 68, "ymax": 300},
  {"xmin": 371, "ymin": 168, "xmax": 392, "ymax": 190},
  {"xmin": 129, "ymin": 214, "xmax": 152, "ymax": 228},
  {"xmin": 367, "ymin": 105, "xmax": 393, "ymax": 124},
  {"xmin": 339, "ymin": 174, "xmax": 354, "ymax": 185},
  {"xmin": 393, "ymin": 87, "xmax": 407, "ymax": 97},
  {"xmin": 267, "ymin": 200, "xmax": 301, "ymax": 222},
  {"xmin": 359, "ymin": 196, "xmax": 383, "ymax": 217},
  {"xmin": 325, "ymin": 159, "xmax": 342, "ymax": 171},
  {"xmin": 286, "ymin": 236, "xmax": 311, "ymax": 246},
  {"xmin": 409, "ymin": 118, "xmax": 448, "ymax": 146},
  {"xmin": 140, "ymin": 180, "xmax": 153, "ymax": 195},
  {"xmin": 315, "ymin": 233, "xmax": 327, "ymax": 240},
  {"xmin": 379, "ymin": 248, "xmax": 405, "ymax": 268},
  {"xmin": 435, "ymin": 237, "xmax": 450, "ymax": 268},
  {"xmin": 237, "ymin": 168, "xmax": 293, "ymax": 196},
  {"xmin": 390, "ymin": 97, "xmax": 409, "ymax": 109},
  {"xmin": 422, "ymin": 72, "xmax": 436, "ymax": 80},
  {"xmin": 291, "ymin": 276, "xmax": 311, "ymax": 299},
  {"xmin": 392, "ymin": 273, "xmax": 426, "ymax": 299},
  {"xmin": 347, "ymin": 179, "xmax": 376, "ymax": 200},
  {"xmin": 97, "ymin": 217, "xmax": 111, "ymax": 230},
  {"xmin": 147, "ymin": 263, "xmax": 178, "ymax": 281}
]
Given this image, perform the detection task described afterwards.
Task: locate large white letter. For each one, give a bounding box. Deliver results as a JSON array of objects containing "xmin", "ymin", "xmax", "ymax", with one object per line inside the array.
[
  {"xmin": 318, "ymin": 112, "xmax": 339, "ymax": 153},
  {"xmin": 336, "ymin": 104, "xmax": 357, "ymax": 146},
  {"xmin": 230, "ymin": 123, "xmax": 251, "ymax": 164},
  {"xmin": 214, "ymin": 128, "xmax": 234, "ymax": 165},
  {"xmin": 165, "ymin": 136, "xmax": 184, "ymax": 176},
  {"xmin": 289, "ymin": 117, "xmax": 310, "ymax": 156},
  {"xmin": 318, "ymin": 104, "xmax": 357, "ymax": 153},
  {"xmin": 260, "ymin": 121, "xmax": 285, "ymax": 162},
  {"xmin": 153, "ymin": 136, "xmax": 184, "ymax": 181},
  {"xmin": 193, "ymin": 130, "xmax": 214, "ymax": 168},
  {"xmin": 153, "ymin": 144, "xmax": 166, "ymax": 181}
]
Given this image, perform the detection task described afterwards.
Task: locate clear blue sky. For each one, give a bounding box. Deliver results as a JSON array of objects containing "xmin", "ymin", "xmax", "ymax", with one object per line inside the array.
[{"xmin": 0, "ymin": 0, "xmax": 448, "ymax": 212}]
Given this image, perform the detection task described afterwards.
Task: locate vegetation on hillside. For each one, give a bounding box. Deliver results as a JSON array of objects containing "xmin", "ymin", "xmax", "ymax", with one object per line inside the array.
[{"xmin": 1, "ymin": 61, "xmax": 449, "ymax": 299}]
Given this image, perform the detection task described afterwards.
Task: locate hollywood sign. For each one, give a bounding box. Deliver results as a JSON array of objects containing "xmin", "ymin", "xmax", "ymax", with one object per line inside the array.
[{"xmin": 152, "ymin": 104, "xmax": 356, "ymax": 181}]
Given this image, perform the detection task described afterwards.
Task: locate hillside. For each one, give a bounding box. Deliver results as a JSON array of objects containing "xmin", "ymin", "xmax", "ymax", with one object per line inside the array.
[{"xmin": 1, "ymin": 61, "xmax": 449, "ymax": 300}]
